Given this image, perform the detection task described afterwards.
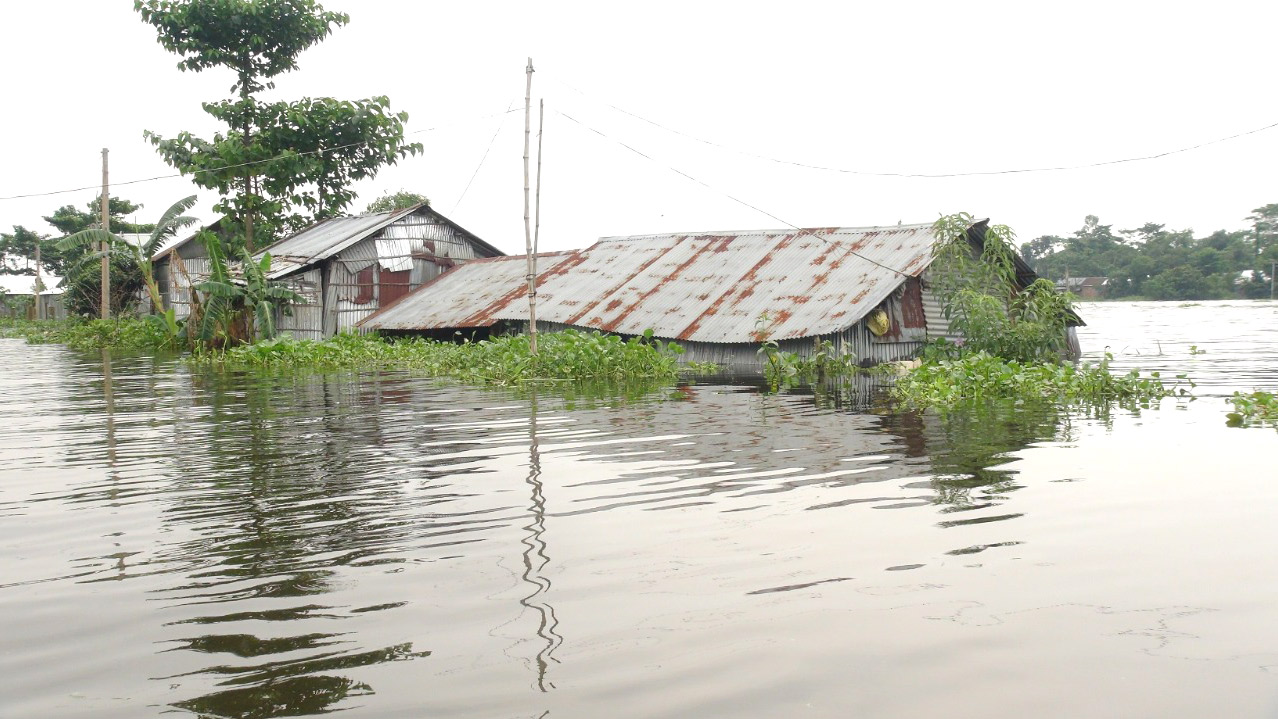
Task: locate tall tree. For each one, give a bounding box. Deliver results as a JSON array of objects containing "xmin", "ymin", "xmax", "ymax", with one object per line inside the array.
[
  {"xmin": 1247, "ymin": 203, "xmax": 1278, "ymax": 258},
  {"xmin": 136, "ymin": 0, "xmax": 420, "ymax": 249},
  {"xmin": 0, "ymin": 226, "xmax": 55, "ymax": 276}
]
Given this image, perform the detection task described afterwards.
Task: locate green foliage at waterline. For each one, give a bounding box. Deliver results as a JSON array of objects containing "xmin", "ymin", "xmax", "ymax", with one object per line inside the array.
[
  {"xmin": 889, "ymin": 214, "xmax": 1195, "ymax": 410},
  {"xmin": 0, "ymin": 318, "xmax": 177, "ymax": 352},
  {"xmin": 191, "ymin": 329, "xmax": 690, "ymax": 384},
  {"xmin": 1226, "ymin": 391, "xmax": 1278, "ymax": 429},
  {"xmin": 892, "ymin": 352, "xmax": 1190, "ymax": 409}
]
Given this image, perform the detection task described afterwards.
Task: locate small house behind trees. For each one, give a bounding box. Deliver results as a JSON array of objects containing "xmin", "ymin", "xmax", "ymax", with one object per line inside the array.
[
  {"xmin": 360, "ymin": 219, "xmax": 1078, "ymax": 368},
  {"xmin": 0, "ymin": 273, "xmax": 65, "ymax": 320},
  {"xmin": 152, "ymin": 204, "xmax": 504, "ymax": 338},
  {"xmin": 1056, "ymin": 276, "xmax": 1109, "ymax": 300}
]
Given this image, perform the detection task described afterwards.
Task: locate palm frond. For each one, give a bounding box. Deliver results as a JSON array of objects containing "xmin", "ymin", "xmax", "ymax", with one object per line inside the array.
[
  {"xmin": 145, "ymin": 195, "xmax": 200, "ymax": 256},
  {"xmin": 255, "ymin": 300, "xmax": 276, "ymax": 339},
  {"xmin": 57, "ymin": 229, "xmax": 124, "ymax": 255}
]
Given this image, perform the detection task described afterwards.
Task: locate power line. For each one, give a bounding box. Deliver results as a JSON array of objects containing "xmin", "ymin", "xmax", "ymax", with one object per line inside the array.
[
  {"xmin": 0, "ymin": 107, "xmax": 523, "ymax": 203},
  {"xmin": 551, "ymin": 78, "xmax": 1278, "ymax": 178},
  {"xmin": 451, "ymin": 102, "xmax": 515, "ymax": 215},
  {"xmin": 554, "ymin": 108, "xmax": 911, "ymax": 277}
]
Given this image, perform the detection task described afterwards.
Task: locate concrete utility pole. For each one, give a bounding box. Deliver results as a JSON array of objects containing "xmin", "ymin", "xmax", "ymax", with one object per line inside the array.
[
  {"xmin": 522, "ymin": 57, "xmax": 538, "ymax": 355},
  {"xmin": 100, "ymin": 148, "xmax": 110, "ymax": 319}
]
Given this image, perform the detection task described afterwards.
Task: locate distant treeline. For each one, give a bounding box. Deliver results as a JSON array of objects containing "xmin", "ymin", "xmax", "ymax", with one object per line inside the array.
[{"xmin": 1021, "ymin": 204, "xmax": 1278, "ymax": 300}]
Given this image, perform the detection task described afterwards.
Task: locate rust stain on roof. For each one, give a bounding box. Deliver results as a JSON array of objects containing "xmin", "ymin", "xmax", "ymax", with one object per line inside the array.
[
  {"xmin": 598, "ymin": 235, "xmax": 729, "ymax": 333},
  {"xmin": 563, "ymin": 237, "xmax": 689, "ymax": 326},
  {"xmin": 458, "ymin": 251, "xmax": 586, "ymax": 327},
  {"xmin": 674, "ymin": 232, "xmax": 795, "ymax": 340},
  {"xmin": 363, "ymin": 222, "xmax": 950, "ymax": 342}
]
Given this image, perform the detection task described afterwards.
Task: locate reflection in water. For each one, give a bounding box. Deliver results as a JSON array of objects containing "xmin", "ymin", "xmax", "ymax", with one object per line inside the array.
[
  {"xmin": 5, "ymin": 303, "xmax": 1278, "ymax": 718},
  {"xmin": 152, "ymin": 373, "xmax": 437, "ymax": 717},
  {"xmin": 888, "ymin": 401, "xmax": 1075, "ymax": 513},
  {"xmin": 520, "ymin": 389, "xmax": 562, "ymax": 692}
]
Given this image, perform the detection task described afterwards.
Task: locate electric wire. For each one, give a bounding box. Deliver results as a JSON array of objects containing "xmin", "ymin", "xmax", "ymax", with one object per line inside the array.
[
  {"xmin": 451, "ymin": 102, "xmax": 515, "ymax": 215},
  {"xmin": 554, "ymin": 108, "xmax": 912, "ymax": 277},
  {"xmin": 0, "ymin": 107, "xmax": 524, "ymax": 203},
  {"xmin": 551, "ymin": 78, "xmax": 1278, "ymax": 178}
]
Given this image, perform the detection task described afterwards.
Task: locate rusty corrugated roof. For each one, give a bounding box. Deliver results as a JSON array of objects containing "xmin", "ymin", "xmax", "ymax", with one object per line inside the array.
[
  {"xmin": 363, "ymin": 252, "xmax": 577, "ymax": 330},
  {"xmin": 361, "ymin": 223, "xmax": 942, "ymax": 342}
]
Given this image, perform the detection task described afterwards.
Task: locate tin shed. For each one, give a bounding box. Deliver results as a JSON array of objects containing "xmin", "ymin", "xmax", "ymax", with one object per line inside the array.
[
  {"xmin": 256, "ymin": 204, "xmax": 504, "ymax": 339},
  {"xmin": 361, "ymin": 220, "xmax": 1073, "ymax": 368}
]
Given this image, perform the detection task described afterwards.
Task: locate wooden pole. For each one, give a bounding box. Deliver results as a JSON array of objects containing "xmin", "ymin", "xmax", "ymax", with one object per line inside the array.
[
  {"xmin": 33, "ymin": 238, "xmax": 42, "ymax": 320},
  {"xmin": 523, "ymin": 57, "xmax": 537, "ymax": 355},
  {"xmin": 100, "ymin": 148, "xmax": 110, "ymax": 319}
]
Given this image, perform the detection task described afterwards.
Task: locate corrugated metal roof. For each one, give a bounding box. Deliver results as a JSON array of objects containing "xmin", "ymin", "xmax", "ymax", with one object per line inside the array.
[
  {"xmin": 151, "ymin": 228, "xmax": 197, "ymax": 261},
  {"xmin": 259, "ymin": 206, "xmax": 417, "ymax": 279},
  {"xmin": 0, "ymin": 274, "xmax": 63, "ymax": 296},
  {"xmin": 365, "ymin": 253, "xmax": 576, "ymax": 330},
  {"xmin": 362, "ymin": 223, "xmax": 942, "ymax": 342}
]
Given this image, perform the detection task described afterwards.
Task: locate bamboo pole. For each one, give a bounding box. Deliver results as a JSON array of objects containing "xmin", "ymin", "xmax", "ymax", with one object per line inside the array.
[
  {"xmin": 100, "ymin": 148, "xmax": 110, "ymax": 319},
  {"xmin": 535, "ymin": 98, "xmax": 544, "ymax": 255},
  {"xmin": 523, "ymin": 57, "xmax": 537, "ymax": 355}
]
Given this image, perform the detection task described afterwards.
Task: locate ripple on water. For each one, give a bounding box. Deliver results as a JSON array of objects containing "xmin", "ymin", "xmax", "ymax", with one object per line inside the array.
[{"xmin": 2, "ymin": 302, "xmax": 1278, "ymax": 718}]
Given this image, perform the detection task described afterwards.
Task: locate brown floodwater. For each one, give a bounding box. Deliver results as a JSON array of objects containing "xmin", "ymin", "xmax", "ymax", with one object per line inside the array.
[{"xmin": 2, "ymin": 300, "xmax": 1277, "ymax": 718}]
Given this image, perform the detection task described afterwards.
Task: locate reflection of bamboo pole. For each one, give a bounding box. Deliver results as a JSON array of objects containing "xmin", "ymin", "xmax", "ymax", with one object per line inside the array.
[
  {"xmin": 521, "ymin": 387, "xmax": 561, "ymax": 692},
  {"xmin": 101, "ymin": 348, "xmax": 117, "ymax": 495}
]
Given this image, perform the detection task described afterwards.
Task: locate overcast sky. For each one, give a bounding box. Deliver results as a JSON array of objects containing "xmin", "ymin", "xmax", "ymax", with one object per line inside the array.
[{"xmin": 2, "ymin": 1, "xmax": 1276, "ymax": 255}]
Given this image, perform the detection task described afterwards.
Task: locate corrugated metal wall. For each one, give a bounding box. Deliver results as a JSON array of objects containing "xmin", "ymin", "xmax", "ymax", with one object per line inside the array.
[
  {"xmin": 919, "ymin": 272, "xmax": 959, "ymax": 342},
  {"xmin": 322, "ymin": 214, "xmax": 495, "ymax": 336},
  {"xmin": 275, "ymin": 268, "xmax": 324, "ymax": 340},
  {"xmin": 159, "ymin": 257, "xmax": 211, "ymax": 321},
  {"xmin": 496, "ymin": 279, "xmax": 936, "ymax": 372},
  {"xmin": 0, "ymin": 295, "xmax": 65, "ymax": 320},
  {"xmin": 524, "ymin": 304, "xmax": 928, "ymax": 372}
]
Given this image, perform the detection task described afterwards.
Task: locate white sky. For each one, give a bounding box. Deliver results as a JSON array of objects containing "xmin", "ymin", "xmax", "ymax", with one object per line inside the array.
[{"xmin": 2, "ymin": 1, "xmax": 1276, "ymax": 255}]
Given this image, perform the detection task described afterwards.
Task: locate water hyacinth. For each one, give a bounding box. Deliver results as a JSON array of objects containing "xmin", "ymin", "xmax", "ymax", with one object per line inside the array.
[
  {"xmin": 1227, "ymin": 391, "xmax": 1278, "ymax": 429},
  {"xmin": 1, "ymin": 318, "xmax": 176, "ymax": 352},
  {"xmin": 892, "ymin": 352, "xmax": 1191, "ymax": 408},
  {"xmin": 191, "ymin": 329, "xmax": 688, "ymax": 384}
]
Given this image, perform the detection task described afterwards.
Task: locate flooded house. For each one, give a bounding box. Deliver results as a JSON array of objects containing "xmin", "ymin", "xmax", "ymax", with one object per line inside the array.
[
  {"xmin": 151, "ymin": 205, "xmax": 504, "ymax": 338},
  {"xmin": 151, "ymin": 220, "xmax": 221, "ymax": 321},
  {"xmin": 359, "ymin": 219, "xmax": 1077, "ymax": 368},
  {"xmin": 0, "ymin": 273, "xmax": 64, "ymax": 320},
  {"xmin": 1056, "ymin": 276, "xmax": 1109, "ymax": 300}
]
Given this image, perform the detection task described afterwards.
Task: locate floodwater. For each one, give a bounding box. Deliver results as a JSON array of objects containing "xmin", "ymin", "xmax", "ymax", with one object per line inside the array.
[{"xmin": 2, "ymin": 300, "xmax": 1277, "ymax": 719}]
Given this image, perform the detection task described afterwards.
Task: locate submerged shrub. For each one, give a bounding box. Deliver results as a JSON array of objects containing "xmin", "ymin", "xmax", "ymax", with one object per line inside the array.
[
  {"xmin": 191, "ymin": 329, "xmax": 686, "ymax": 384},
  {"xmin": 893, "ymin": 352, "xmax": 1190, "ymax": 408}
]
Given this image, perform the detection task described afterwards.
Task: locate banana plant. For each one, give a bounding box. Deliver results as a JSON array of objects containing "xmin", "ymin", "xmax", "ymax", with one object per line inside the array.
[
  {"xmin": 58, "ymin": 195, "xmax": 199, "ymax": 347},
  {"xmin": 194, "ymin": 231, "xmax": 303, "ymax": 346}
]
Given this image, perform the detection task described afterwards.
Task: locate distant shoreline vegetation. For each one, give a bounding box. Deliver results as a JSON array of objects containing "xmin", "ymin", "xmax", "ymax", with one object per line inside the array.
[{"xmin": 1020, "ymin": 206, "xmax": 1278, "ymax": 301}]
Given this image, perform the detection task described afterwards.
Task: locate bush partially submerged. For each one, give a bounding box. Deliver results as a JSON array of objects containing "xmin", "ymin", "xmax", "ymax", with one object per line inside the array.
[
  {"xmin": 890, "ymin": 215, "xmax": 1195, "ymax": 410},
  {"xmin": 893, "ymin": 352, "xmax": 1190, "ymax": 408},
  {"xmin": 192, "ymin": 329, "xmax": 687, "ymax": 384}
]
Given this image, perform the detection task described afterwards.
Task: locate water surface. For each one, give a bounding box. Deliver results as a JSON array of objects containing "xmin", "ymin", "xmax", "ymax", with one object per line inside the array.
[{"xmin": 2, "ymin": 300, "xmax": 1277, "ymax": 718}]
